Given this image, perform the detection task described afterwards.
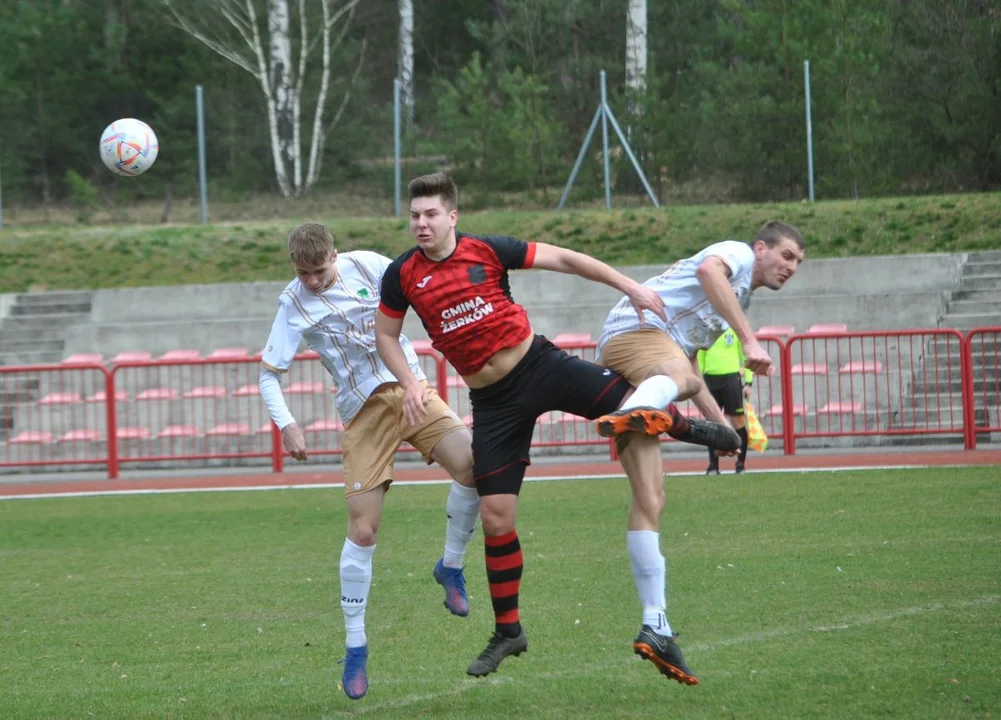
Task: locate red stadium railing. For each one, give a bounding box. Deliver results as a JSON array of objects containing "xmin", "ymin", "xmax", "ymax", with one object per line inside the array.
[
  {"xmin": 964, "ymin": 327, "xmax": 1001, "ymax": 450},
  {"xmin": 0, "ymin": 327, "xmax": 996, "ymax": 478}
]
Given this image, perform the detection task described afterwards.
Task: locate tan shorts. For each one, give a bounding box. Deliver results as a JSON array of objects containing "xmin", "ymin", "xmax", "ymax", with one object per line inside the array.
[
  {"xmin": 598, "ymin": 329, "xmax": 689, "ymax": 387},
  {"xmin": 341, "ymin": 382, "xmax": 465, "ymax": 497}
]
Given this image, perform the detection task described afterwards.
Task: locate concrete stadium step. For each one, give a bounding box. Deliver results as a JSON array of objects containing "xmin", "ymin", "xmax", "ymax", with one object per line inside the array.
[
  {"xmin": 967, "ymin": 250, "xmax": 1001, "ymax": 263},
  {"xmin": 946, "ymin": 299, "xmax": 1001, "ymax": 315},
  {"xmin": 960, "ymin": 274, "xmax": 1001, "ymax": 291},
  {"xmin": 911, "ymin": 379, "xmax": 1000, "ymax": 395},
  {"xmin": 9, "ymin": 301, "xmax": 93, "ymax": 316},
  {"xmin": 14, "ymin": 291, "xmax": 94, "ymax": 307},
  {"xmin": 949, "ymin": 288, "xmax": 1001, "ymax": 302},
  {"xmin": 0, "ymin": 351, "xmax": 64, "ymax": 366},
  {"xmin": 938, "ymin": 313, "xmax": 1001, "ymax": 331},
  {"xmin": 962, "ymin": 261, "xmax": 1001, "ymax": 277},
  {"xmin": 0, "ymin": 327, "xmax": 71, "ymax": 343},
  {"xmin": 2, "ymin": 313, "xmax": 92, "ymax": 332},
  {"xmin": 0, "ymin": 339, "xmax": 66, "ymax": 354}
]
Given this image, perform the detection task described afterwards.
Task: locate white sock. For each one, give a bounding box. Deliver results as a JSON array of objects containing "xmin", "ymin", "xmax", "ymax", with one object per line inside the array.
[
  {"xmin": 340, "ymin": 538, "xmax": 375, "ymax": 648},
  {"xmin": 443, "ymin": 482, "xmax": 480, "ymax": 568},
  {"xmin": 627, "ymin": 530, "xmax": 672, "ymax": 637},
  {"xmin": 620, "ymin": 376, "xmax": 679, "ymax": 412}
]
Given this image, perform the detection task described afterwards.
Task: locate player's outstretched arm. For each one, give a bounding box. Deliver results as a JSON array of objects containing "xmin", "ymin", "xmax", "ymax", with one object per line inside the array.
[
  {"xmin": 375, "ymin": 310, "xmax": 429, "ymax": 426},
  {"xmin": 695, "ymin": 257, "xmax": 771, "ymax": 375},
  {"xmin": 259, "ymin": 366, "xmax": 308, "ymax": 461},
  {"xmin": 531, "ymin": 243, "xmax": 666, "ymax": 323}
]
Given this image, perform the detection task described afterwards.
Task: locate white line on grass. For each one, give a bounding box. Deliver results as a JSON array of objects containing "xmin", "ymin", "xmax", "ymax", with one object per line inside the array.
[
  {"xmin": 0, "ymin": 463, "xmax": 976, "ymax": 501},
  {"xmin": 327, "ymin": 594, "xmax": 1000, "ymax": 716}
]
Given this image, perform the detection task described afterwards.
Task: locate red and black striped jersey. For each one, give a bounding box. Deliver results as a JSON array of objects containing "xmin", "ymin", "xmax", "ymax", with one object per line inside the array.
[{"xmin": 379, "ymin": 231, "xmax": 537, "ymax": 376}]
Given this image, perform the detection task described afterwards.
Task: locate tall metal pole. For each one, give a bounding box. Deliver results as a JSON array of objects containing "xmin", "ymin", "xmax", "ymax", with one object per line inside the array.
[
  {"xmin": 600, "ymin": 70, "xmax": 612, "ymax": 210},
  {"xmin": 804, "ymin": 60, "xmax": 815, "ymax": 202},
  {"xmin": 393, "ymin": 78, "xmax": 402, "ymax": 217},
  {"xmin": 0, "ymin": 157, "xmax": 4, "ymax": 230},
  {"xmin": 196, "ymin": 85, "xmax": 209, "ymax": 223}
]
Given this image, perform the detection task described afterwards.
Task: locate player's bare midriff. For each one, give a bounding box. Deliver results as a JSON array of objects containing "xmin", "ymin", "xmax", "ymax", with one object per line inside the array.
[{"xmin": 462, "ymin": 331, "xmax": 535, "ymax": 389}]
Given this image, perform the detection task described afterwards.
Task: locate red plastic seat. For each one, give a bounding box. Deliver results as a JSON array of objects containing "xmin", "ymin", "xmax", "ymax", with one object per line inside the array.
[
  {"xmin": 756, "ymin": 325, "xmax": 795, "ymax": 338},
  {"xmin": 159, "ymin": 349, "xmax": 201, "ymax": 361},
  {"xmin": 39, "ymin": 392, "xmax": 83, "ymax": 405},
  {"xmin": 10, "ymin": 431, "xmax": 54, "ymax": 444},
  {"xmin": 233, "ymin": 384, "xmax": 261, "ymax": 397},
  {"xmin": 87, "ymin": 390, "xmax": 129, "ymax": 403},
  {"xmin": 210, "ymin": 347, "xmax": 249, "ymax": 359},
  {"xmin": 552, "ymin": 332, "xmax": 593, "ymax": 348},
  {"xmin": 62, "ymin": 353, "xmax": 104, "ymax": 365},
  {"xmin": 769, "ymin": 403, "xmax": 807, "ymax": 417},
  {"xmin": 287, "ymin": 381, "xmax": 325, "ymax": 394},
  {"xmin": 839, "ymin": 361, "xmax": 882, "ymax": 374},
  {"xmin": 790, "ymin": 363, "xmax": 828, "ymax": 375},
  {"xmin": 183, "ymin": 386, "xmax": 227, "ymax": 399},
  {"xmin": 60, "ymin": 429, "xmax": 103, "ymax": 442},
  {"xmin": 116, "ymin": 427, "xmax": 151, "ymax": 440},
  {"xmin": 158, "ymin": 425, "xmax": 201, "ymax": 438},
  {"xmin": 305, "ymin": 419, "xmax": 344, "ymax": 432},
  {"xmin": 806, "ymin": 323, "xmax": 848, "ymax": 335},
  {"xmin": 817, "ymin": 401, "xmax": 862, "ymax": 414},
  {"xmin": 207, "ymin": 423, "xmax": 251, "ymax": 436},
  {"xmin": 112, "ymin": 351, "xmax": 153, "ymax": 363},
  {"xmin": 137, "ymin": 388, "xmax": 179, "ymax": 401}
]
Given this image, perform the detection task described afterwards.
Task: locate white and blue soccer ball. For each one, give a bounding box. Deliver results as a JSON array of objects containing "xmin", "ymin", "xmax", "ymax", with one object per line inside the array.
[{"xmin": 99, "ymin": 118, "xmax": 159, "ymax": 177}]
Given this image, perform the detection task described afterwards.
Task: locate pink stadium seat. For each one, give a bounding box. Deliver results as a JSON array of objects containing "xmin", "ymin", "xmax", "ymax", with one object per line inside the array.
[
  {"xmin": 210, "ymin": 347, "xmax": 249, "ymax": 359},
  {"xmin": 158, "ymin": 425, "xmax": 201, "ymax": 438},
  {"xmin": 112, "ymin": 351, "xmax": 153, "ymax": 363},
  {"xmin": 116, "ymin": 427, "xmax": 151, "ymax": 440},
  {"xmin": 10, "ymin": 431, "xmax": 54, "ymax": 444},
  {"xmin": 677, "ymin": 404, "xmax": 701, "ymax": 419},
  {"xmin": 839, "ymin": 361, "xmax": 883, "ymax": 374},
  {"xmin": 817, "ymin": 401, "xmax": 863, "ymax": 414},
  {"xmin": 256, "ymin": 423, "xmax": 276, "ymax": 435},
  {"xmin": 769, "ymin": 403, "xmax": 807, "ymax": 417},
  {"xmin": 38, "ymin": 392, "xmax": 83, "ymax": 405},
  {"xmin": 807, "ymin": 323, "xmax": 848, "ymax": 335},
  {"xmin": 183, "ymin": 386, "xmax": 227, "ymax": 399},
  {"xmin": 552, "ymin": 332, "xmax": 593, "ymax": 347},
  {"xmin": 411, "ymin": 339, "xmax": 435, "ymax": 353},
  {"xmin": 446, "ymin": 375, "xmax": 467, "ymax": 388},
  {"xmin": 790, "ymin": 363, "xmax": 828, "ymax": 375},
  {"xmin": 756, "ymin": 325, "xmax": 795, "ymax": 338},
  {"xmin": 461, "ymin": 414, "xmax": 473, "ymax": 426},
  {"xmin": 137, "ymin": 388, "xmax": 179, "ymax": 401},
  {"xmin": 207, "ymin": 423, "xmax": 251, "ymax": 437},
  {"xmin": 298, "ymin": 350, "xmax": 320, "ymax": 360},
  {"xmin": 159, "ymin": 349, "xmax": 201, "ymax": 361},
  {"xmin": 233, "ymin": 384, "xmax": 261, "ymax": 397},
  {"xmin": 62, "ymin": 353, "xmax": 104, "ymax": 365},
  {"xmin": 305, "ymin": 419, "xmax": 344, "ymax": 432},
  {"xmin": 60, "ymin": 429, "xmax": 103, "ymax": 442},
  {"xmin": 87, "ymin": 390, "xmax": 129, "ymax": 403},
  {"xmin": 287, "ymin": 381, "xmax": 325, "ymax": 394}
]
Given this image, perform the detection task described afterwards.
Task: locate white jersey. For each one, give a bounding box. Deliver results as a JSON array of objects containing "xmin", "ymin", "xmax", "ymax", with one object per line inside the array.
[
  {"xmin": 261, "ymin": 250, "xmax": 426, "ymax": 424},
  {"xmin": 597, "ymin": 241, "xmax": 756, "ymax": 358}
]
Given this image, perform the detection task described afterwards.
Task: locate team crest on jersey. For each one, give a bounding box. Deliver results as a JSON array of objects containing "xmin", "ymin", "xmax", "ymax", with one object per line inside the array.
[
  {"xmin": 468, "ymin": 264, "xmax": 486, "ymax": 284},
  {"xmin": 356, "ymin": 288, "xmax": 370, "ymax": 298}
]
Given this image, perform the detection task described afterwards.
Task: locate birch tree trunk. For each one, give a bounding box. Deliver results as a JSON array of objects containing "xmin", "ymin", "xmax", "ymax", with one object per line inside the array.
[
  {"xmin": 398, "ymin": 0, "xmax": 414, "ymax": 125},
  {"xmin": 163, "ymin": 0, "xmax": 362, "ymax": 197},
  {"xmin": 625, "ymin": 0, "xmax": 647, "ymax": 122}
]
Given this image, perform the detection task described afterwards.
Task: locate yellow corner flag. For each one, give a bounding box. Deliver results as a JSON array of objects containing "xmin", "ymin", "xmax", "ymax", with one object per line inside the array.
[{"xmin": 745, "ymin": 402, "xmax": 768, "ymax": 453}]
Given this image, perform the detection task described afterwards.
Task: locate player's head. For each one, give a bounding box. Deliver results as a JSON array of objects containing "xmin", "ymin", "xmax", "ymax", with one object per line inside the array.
[
  {"xmin": 751, "ymin": 221, "xmax": 805, "ymax": 291},
  {"xmin": 408, "ymin": 172, "xmax": 459, "ymax": 258},
  {"xmin": 287, "ymin": 222, "xmax": 338, "ymax": 294}
]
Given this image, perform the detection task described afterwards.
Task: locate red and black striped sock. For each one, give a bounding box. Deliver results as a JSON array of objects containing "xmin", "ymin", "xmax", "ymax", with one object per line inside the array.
[{"xmin": 484, "ymin": 530, "xmax": 523, "ymax": 637}]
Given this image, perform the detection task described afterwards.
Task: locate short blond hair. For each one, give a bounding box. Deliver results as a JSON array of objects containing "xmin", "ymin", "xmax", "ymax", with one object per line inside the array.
[{"xmin": 287, "ymin": 223, "xmax": 335, "ymax": 266}]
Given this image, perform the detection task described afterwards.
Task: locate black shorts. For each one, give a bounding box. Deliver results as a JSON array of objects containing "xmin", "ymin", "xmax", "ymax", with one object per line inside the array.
[
  {"xmin": 469, "ymin": 335, "xmax": 629, "ymax": 497},
  {"xmin": 705, "ymin": 372, "xmax": 745, "ymax": 417}
]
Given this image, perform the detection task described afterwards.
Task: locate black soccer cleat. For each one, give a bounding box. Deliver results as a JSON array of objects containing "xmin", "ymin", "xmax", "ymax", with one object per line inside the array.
[
  {"xmin": 633, "ymin": 625, "xmax": 699, "ymax": 686},
  {"xmin": 671, "ymin": 418, "xmax": 741, "ymax": 452},
  {"xmin": 466, "ymin": 628, "xmax": 528, "ymax": 677}
]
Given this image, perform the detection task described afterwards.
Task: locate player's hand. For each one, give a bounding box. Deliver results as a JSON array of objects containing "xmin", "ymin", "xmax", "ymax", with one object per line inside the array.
[
  {"xmin": 402, "ymin": 381, "xmax": 430, "ymax": 427},
  {"xmin": 743, "ymin": 339, "xmax": 773, "ymax": 376},
  {"xmin": 282, "ymin": 423, "xmax": 308, "ymax": 461},
  {"xmin": 627, "ymin": 283, "xmax": 667, "ymax": 323},
  {"xmin": 743, "ymin": 384, "xmax": 753, "ymax": 399}
]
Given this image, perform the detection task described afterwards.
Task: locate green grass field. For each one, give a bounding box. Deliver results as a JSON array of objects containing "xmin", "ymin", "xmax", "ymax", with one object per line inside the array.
[
  {"xmin": 0, "ymin": 192, "xmax": 999, "ymax": 292},
  {"xmin": 2, "ymin": 467, "xmax": 999, "ymax": 719}
]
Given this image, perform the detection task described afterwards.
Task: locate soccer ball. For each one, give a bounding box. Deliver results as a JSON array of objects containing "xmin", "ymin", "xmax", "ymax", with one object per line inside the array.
[{"xmin": 99, "ymin": 118, "xmax": 159, "ymax": 177}]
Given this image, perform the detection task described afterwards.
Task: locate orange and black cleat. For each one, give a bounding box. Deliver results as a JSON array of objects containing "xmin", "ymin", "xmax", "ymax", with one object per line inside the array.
[
  {"xmin": 596, "ymin": 406, "xmax": 676, "ymax": 438},
  {"xmin": 633, "ymin": 626, "xmax": 699, "ymax": 686}
]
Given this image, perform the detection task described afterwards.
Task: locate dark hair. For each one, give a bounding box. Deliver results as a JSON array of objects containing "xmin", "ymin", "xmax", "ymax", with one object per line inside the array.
[
  {"xmin": 754, "ymin": 221, "xmax": 805, "ymax": 249},
  {"xmin": 408, "ymin": 172, "xmax": 459, "ymax": 210}
]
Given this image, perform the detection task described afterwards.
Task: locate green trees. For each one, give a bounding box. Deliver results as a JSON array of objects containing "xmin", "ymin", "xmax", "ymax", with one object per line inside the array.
[{"xmin": 0, "ymin": 0, "xmax": 996, "ymax": 213}]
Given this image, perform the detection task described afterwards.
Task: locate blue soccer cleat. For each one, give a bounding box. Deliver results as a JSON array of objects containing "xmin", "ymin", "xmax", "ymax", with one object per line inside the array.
[
  {"xmin": 433, "ymin": 558, "xmax": 470, "ymax": 617},
  {"xmin": 340, "ymin": 645, "xmax": 368, "ymax": 699}
]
